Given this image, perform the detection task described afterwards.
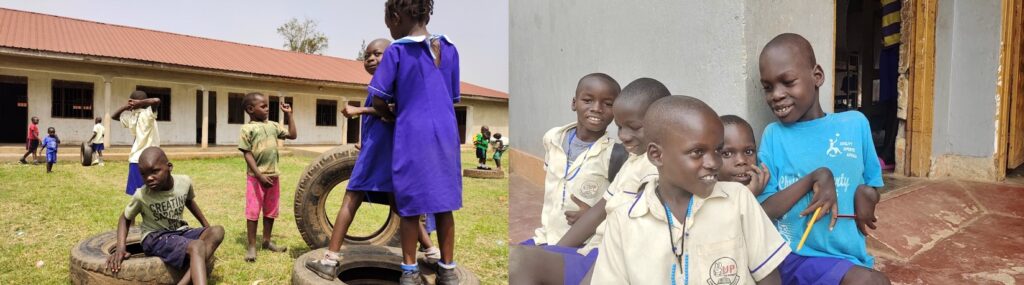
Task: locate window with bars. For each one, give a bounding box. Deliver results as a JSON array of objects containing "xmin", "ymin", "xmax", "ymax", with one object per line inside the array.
[
  {"xmin": 135, "ymin": 86, "xmax": 171, "ymax": 121},
  {"xmin": 51, "ymin": 80, "xmax": 94, "ymax": 119},
  {"xmin": 228, "ymin": 93, "xmax": 246, "ymax": 124},
  {"xmin": 316, "ymin": 99, "xmax": 337, "ymax": 126}
]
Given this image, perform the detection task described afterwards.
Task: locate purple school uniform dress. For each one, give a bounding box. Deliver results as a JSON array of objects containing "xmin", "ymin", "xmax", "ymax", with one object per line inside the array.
[
  {"xmin": 368, "ymin": 34, "xmax": 462, "ymax": 217},
  {"xmin": 347, "ymin": 94, "xmax": 395, "ymax": 204}
]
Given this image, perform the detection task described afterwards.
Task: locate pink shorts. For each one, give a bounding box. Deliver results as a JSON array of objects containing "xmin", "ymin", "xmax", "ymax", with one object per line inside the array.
[{"xmin": 246, "ymin": 175, "xmax": 280, "ymax": 221}]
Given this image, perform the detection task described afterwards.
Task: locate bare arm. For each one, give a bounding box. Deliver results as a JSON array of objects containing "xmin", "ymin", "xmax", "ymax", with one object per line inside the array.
[
  {"xmin": 242, "ymin": 151, "xmax": 273, "ymax": 187},
  {"xmin": 760, "ymin": 167, "xmax": 835, "ymax": 220},
  {"xmin": 556, "ymin": 199, "xmax": 607, "ymax": 247},
  {"xmin": 186, "ymin": 199, "xmax": 210, "ymax": 228},
  {"xmin": 757, "ymin": 269, "xmax": 782, "ymax": 285},
  {"xmin": 371, "ymin": 96, "xmax": 396, "ymax": 122},
  {"xmin": 280, "ymin": 102, "xmax": 297, "ymax": 139},
  {"xmin": 130, "ymin": 98, "xmax": 161, "ymax": 108},
  {"xmin": 111, "ymin": 104, "xmax": 133, "ymax": 120},
  {"xmin": 106, "ymin": 214, "xmax": 133, "ymax": 272}
]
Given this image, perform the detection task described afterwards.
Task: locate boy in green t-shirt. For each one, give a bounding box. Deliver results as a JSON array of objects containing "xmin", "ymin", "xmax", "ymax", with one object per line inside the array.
[
  {"xmin": 473, "ymin": 126, "xmax": 491, "ymax": 170},
  {"xmin": 238, "ymin": 92, "xmax": 297, "ymax": 262},
  {"xmin": 107, "ymin": 147, "xmax": 224, "ymax": 285}
]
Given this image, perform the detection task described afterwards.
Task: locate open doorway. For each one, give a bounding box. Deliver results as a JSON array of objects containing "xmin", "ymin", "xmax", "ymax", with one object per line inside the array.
[
  {"xmin": 0, "ymin": 75, "xmax": 28, "ymax": 144},
  {"xmin": 455, "ymin": 106, "xmax": 467, "ymax": 144},
  {"xmin": 836, "ymin": 0, "xmax": 900, "ymax": 172}
]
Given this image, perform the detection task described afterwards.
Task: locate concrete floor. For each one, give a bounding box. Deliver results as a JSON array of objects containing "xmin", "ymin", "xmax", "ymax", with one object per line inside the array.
[{"xmin": 509, "ymin": 173, "xmax": 1024, "ymax": 283}]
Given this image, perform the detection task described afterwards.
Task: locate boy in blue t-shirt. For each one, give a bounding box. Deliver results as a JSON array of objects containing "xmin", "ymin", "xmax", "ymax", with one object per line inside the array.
[{"xmin": 756, "ymin": 33, "xmax": 890, "ymax": 284}]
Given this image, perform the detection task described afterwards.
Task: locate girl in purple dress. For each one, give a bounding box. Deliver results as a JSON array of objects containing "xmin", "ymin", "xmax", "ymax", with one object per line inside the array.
[{"xmin": 372, "ymin": 1, "xmax": 462, "ymax": 284}]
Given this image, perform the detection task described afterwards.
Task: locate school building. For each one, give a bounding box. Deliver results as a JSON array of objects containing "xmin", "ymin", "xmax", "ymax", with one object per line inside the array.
[
  {"xmin": 509, "ymin": 0, "xmax": 1024, "ymax": 183},
  {"xmin": 0, "ymin": 8, "xmax": 508, "ymax": 149}
]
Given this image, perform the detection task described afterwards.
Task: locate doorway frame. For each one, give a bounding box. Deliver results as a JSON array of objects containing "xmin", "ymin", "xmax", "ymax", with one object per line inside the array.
[
  {"xmin": 898, "ymin": 0, "xmax": 938, "ymax": 177},
  {"xmin": 996, "ymin": 0, "xmax": 1024, "ymax": 179}
]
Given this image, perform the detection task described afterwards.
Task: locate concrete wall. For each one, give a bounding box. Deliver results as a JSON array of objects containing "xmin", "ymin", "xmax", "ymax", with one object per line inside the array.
[
  {"xmin": 510, "ymin": 0, "xmax": 835, "ymax": 158},
  {"xmin": 0, "ymin": 53, "xmax": 508, "ymax": 146},
  {"xmin": 932, "ymin": 0, "xmax": 1002, "ymax": 159},
  {"xmin": 458, "ymin": 99, "xmax": 510, "ymax": 144}
]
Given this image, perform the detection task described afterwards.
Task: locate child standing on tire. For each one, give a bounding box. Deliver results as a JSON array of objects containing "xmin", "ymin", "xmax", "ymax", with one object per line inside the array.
[
  {"xmin": 474, "ymin": 126, "xmax": 491, "ymax": 169},
  {"xmin": 306, "ymin": 38, "xmax": 441, "ymax": 281},
  {"xmin": 107, "ymin": 147, "xmax": 225, "ymax": 285},
  {"xmin": 43, "ymin": 127, "xmax": 60, "ymax": 173},
  {"xmin": 368, "ymin": 1, "xmax": 463, "ymax": 283},
  {"xmin": 238, "ymin": 92, "xmax": 296, "ymax": 262}
]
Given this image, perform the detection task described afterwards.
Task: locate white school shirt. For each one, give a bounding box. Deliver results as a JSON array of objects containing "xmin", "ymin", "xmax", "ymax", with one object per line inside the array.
[
  {"xmin": 578, "ymin": 152, "xmax": 658, "ymax": 255},
  {"xmin": 531, "ymin": 122, "xmax": 614, "ymax": 245},
  {"xmin": 593, "ymin": 176, "xmax": 791, "ymax": 285},
  {"xmin": 92, "ymin": 123, "xmax": 105, "ymax": 144},
  {"xmin": 120, "ymin": 107, "xmax": 160, "ymax": 163}
]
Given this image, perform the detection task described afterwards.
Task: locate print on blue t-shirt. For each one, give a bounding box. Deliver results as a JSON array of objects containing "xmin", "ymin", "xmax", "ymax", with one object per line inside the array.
[{"xmin": 756, "ymin": 111, "xmax": 884, "ymax": 268}]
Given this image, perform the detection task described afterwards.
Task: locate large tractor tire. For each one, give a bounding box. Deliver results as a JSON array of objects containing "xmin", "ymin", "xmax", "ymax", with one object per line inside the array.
[
  {"xmin": 69, "ymin": 228, "xmax": 214, "ymax": 284},
  {"xmin": 292, "ymin": 246, "xmax": 480, "ymax": 285},
  {"xmin": 294, "ymin": 145, "xmax": 400, "ymax": 249}
]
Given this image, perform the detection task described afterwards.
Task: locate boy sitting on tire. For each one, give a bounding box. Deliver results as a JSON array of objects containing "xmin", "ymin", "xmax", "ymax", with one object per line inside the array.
[{"xmin": 107, "ymin": 147, "xmax": 224, "ymax": 285}]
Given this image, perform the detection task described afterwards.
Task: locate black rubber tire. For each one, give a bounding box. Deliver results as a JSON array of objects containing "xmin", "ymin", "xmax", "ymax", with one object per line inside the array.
[
  {"xmin": 292, "ymin": 246, "xmax": 480, "ymax": 285},
  {"xmin": 69, "ymin": 228, "xmax": 214, "ymax": 284},
  {"xmin": 80, "ymin": 142, "xmax": 94, "ymax": 167},
  {"xmin": 462, "ymin": 169, "xmax": 504, "ymax": 179},
  {"xmin": 294, "ymin": 145, "xmax": 401, "ymax": 249}
]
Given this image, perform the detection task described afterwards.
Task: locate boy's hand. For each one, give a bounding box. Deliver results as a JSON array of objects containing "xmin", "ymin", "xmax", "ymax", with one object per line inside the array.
[
  {"xmin": 106, "ymin": 247, "xmax": 130, "ymax": 273},
  {"xmin": 564, "ymin": 195, "xmax": 591, "ymax": 225},
  {"xmin": 854, "ymin": 185, "xmax": 881, "ymax": 236},
  {"xmin": 280, "ymin": 102, "xmax": 293, "ymax": 114},
  {"xmin": 257, "ymin": 174, "xmax": 274, "ymax": 188},
  {"xmin": 341, "ymin": 105, "xmax": 360, "ymax": 119},
  {"xmin": 803, "ymin": 169, "xmax": 839, "ymax": 230},
  {"xmin": 744, "ymin": 163, "xmax": 770, "ymax": 196},
  {"xmin": 126, "ymin": 99, "xmax": 138, "ymax": 110}
]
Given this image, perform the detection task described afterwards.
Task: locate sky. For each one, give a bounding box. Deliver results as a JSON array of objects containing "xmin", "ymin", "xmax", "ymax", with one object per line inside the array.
[{"xmin": 0, "ymin": 0, "xmax": 509, "ymax": 92}]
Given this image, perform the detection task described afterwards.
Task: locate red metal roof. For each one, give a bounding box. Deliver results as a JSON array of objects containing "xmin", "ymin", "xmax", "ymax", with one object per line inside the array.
[{"xmin": 0, "ymin": 8, "xmax": 507, "ymax": 100}]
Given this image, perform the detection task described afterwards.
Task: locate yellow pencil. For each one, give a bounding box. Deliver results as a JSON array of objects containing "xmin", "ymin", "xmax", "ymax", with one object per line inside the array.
[{"xmin": 796, "ymin": 207, "xmax": 822, "ymax": 252}]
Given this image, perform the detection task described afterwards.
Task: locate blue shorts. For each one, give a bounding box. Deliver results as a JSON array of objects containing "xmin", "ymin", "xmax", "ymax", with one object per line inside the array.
[
  {"xmin": 518, "ymin": 239, "xmax": 598, "ymax": 285},
  {"xmin": 424, "ymin": 214, "xmax": 436, "ymax": 233},
  {"xmin": 91, "ymin": 143, "xmax": 104, "ymax": 152},
  {"xmin": 126, "ymin": 163, "xmax": 144, "ymax": 195},
  {"xmin": 780, "ymin": 254, "xmax": 856, "ymax": 285},
  {"xmin": 142, "ymin": 228, "xmax": 206, "ymax": 269},
  {"xmin": 46, "ymin": 151, "xmax": 56, "ymax": 163}
]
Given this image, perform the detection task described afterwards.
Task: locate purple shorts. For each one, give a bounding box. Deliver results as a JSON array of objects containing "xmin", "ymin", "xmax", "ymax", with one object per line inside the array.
[
  {"xmin": 780, "ymin": 253, "xmax": 856, "ymax": 285},
  {"xmin": 141, "ymin": 227, "xmax": 206, "ymax": 269},
  {"xmin": 518, "ymin": 239, "xmax": 598, "ymax": 285}
]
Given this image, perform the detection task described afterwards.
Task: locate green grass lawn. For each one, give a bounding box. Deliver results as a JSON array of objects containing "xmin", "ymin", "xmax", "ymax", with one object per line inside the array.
[{"xmin": 0, "ymin": 150, "xmax": 508, "ymax": 284}]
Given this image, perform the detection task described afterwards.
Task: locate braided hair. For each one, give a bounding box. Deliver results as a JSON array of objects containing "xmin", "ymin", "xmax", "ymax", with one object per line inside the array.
[{"xmin": 386, "ymin": 0, "xmax": 434, "ymax": 24}]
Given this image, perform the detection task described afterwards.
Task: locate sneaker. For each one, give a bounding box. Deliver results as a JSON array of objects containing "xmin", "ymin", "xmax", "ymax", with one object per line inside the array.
[
  {"xmin": 436, "ymin": 266, "xmax": 460, "ymax": 285},
  {"xmin": 18, "ymin": 159, "xmax": 27, "ymax": 164},
  {"xmin": 400, "ymin": 271, "xmax": 424, "ymax": 285},
  {"xmin": 304, "ymin": 259, "xmax": 339, "ymax": 281}
]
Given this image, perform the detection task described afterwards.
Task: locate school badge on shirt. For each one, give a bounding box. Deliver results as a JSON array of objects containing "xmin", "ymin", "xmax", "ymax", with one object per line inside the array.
[
  {"xmin": 579, "ymin": 179, "xmax": 602, "ymax": 199},
  {"xmin": 707, "ymin": 257, "xmax": 740, "ymax": 285}
]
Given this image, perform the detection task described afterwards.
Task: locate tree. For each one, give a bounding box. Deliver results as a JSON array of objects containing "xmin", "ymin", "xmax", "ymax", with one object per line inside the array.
[
  {"xmin": 356, "ymin": 40, "xmax": 367, "ymax": 61},
  {"xmin": 277, "ymin": 18, "xmax": 329, "ymax": 54}
]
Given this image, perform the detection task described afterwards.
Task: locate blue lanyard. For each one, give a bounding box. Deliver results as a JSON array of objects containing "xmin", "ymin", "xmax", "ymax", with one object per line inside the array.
[
  {"xmin": 660, "ymin": 191, "xmax": 694, "ymax": 285},
  {"xmin": 562, "ymin": 129, "xmax": 594, "ymax": 204}
]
